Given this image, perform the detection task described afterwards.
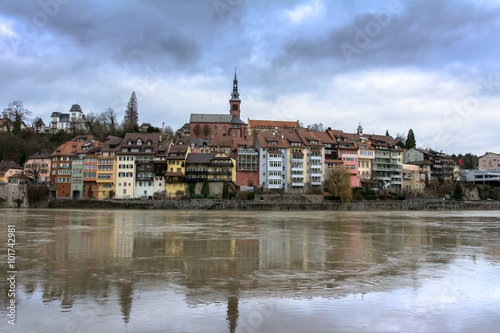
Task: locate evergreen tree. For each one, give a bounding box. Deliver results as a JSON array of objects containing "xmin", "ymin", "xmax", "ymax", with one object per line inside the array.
[
  {"xmin": 385, "ymin": 129, "xmax": 390, "ymax": 136},
  {"xmin": 123, "ymin": 91, "xmax": 139, "ymax": 131},
  {"xmin": 405, "ymin": 129, "xmax": 416, "ymax": 149},
  {"xmin": 223, "ymin": 182, "xmax": 229, "ymax": 199},
  {"xmin": 201, "ymin": 180, "xmax": 210, "ymax": 198},
  {"xmin": 453, "ymin": 182, "xmax": 464, "ymax": 200}
]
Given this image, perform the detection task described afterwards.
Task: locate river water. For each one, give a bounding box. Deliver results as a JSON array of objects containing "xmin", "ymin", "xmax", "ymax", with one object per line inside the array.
[{"xmin": 0, "ymin": 209, "xmax": 499, "ymax": 333}]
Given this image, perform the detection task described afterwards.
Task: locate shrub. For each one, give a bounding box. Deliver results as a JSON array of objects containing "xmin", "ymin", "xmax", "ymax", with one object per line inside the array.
[
  {"xmin": 191, "ymin": 194, "xmax": 204, "ymax": 199},
  {"xmin": 27, "ymin": 184, "xmax": 49, "ymax": 207}
]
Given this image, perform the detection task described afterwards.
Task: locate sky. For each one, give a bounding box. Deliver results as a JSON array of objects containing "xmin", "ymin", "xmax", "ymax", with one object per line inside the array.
[{"xmin": 1, "ymin": 0, "xmax": 499, "ymax": 156}]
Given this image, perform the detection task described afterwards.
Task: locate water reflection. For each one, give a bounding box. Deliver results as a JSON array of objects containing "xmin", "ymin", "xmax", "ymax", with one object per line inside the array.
[{"xmin": 0, "ymin": 209, "xmax": 499, "ymax": 332}]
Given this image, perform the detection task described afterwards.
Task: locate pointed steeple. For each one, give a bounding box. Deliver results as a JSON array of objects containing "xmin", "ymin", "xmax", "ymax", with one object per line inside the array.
[
  {"xmin": 229, "ymin": 68, "xmax": 241, "ymax": 118},
  {"xmin": 231, "ymin": 68, "xmax": 240, "ymax": 101}
]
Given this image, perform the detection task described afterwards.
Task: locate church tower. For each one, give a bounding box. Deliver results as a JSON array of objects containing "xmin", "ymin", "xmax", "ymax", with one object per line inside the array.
[{"xmin": 229, "ymin": 69, "xmax": 241, "ymax": 119}]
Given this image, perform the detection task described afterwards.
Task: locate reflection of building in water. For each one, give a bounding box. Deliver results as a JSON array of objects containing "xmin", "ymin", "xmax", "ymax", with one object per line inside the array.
[
  {"xmin": 67, "ymin": 211, "xmax": 114, "ymax": 263},
  {"xmin": 258, "ymin": 223, "xmax": 326, "ymax": 271},
  {"xmin": 113, "ymin": 211, "xmax": 134, "ymax": 258}
]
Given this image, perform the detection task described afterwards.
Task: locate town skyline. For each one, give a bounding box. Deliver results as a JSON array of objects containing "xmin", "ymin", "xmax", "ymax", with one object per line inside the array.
[{"xmin": 1, "ymin": 0, "xmax": 499, "ymax": 156}]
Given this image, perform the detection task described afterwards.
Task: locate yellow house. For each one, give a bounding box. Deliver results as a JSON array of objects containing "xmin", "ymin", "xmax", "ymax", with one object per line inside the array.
[
  {"xmin": 402, "ymin": 164, "xmax": 425, "ymax": 193},
  {"xmin": 96, "ymin": 136, "xmax": 121, "ymax": 199},
  {"xmin": 208, "ymin": 152, "xmax": 236, "ymax": 183},
  {"xmin": 165, "ymin": 145, "xmax": 189, "ymax": 198}
]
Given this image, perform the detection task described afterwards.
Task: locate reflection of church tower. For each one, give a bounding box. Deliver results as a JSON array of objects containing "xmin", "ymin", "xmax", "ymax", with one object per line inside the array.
[
  {"xmin": 117, "ymin": 281, "xmax": 134, "ymax": 325},
  {"xmin": 229, "ymin": 69, "xmax": 241, "ymax": 119}
]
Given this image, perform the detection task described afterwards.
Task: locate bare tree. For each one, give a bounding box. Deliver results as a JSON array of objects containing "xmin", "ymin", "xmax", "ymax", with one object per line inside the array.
[
  {"xmin": 163, "ymin": 125, "xmax": 174, "ymax": 136},
  {"xmin": 102, "ymin": 107, "xmax": 118, "ymax": 135},
  {"xmin": 3, "ymin": 100, "xmax": 32, "ymax": 134}
]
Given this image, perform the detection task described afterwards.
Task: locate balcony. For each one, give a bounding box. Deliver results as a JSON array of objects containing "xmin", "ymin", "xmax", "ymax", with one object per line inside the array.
[
  {"xmin": 292, "ymin": 182, "xmax": 305, "ymax": 187},
  {"xmin": 209, "ymin": 162, "xmax": 233, "ymax": 167},
  {"xmin": 136, "ymin": 176, "xmax": 154, "ymax": 181},
  {"xmin": 291, "ymin": 167, "xmax": 304, "ymax": 172},
  {"xmin": 310, "ymin": 155, "xmax": 321, "ymax": 160},
  {"xmin": 310, "ymin": 181, "xmax": 322, "ymax": 186},
  {"xmin": 208, "ymin": 170, "xmax": 232, "ymax": 175},
  {"xmin": 185, "ymin": 170, "xmax": 208, "ymax": 175},
  {"xmin": 187, "ymin": 176, "xmax": 207, "ymax": 182}
]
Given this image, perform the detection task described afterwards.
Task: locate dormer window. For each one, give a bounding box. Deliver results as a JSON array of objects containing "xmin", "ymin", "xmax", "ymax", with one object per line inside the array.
[
  {"xmin": 128, "ymin": 139, "xmax": 132, "ymax": 145},
  {"xmin": 147, "ymin": 139, "xmax": 152, "ymax": 145},
  {"xmin": 137, "ymin": 139, "xmax": 142, "ymax": 145}
]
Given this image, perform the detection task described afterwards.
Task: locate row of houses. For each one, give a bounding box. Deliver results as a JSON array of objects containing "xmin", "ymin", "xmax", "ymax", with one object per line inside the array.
[
  {"xmin": 41, "ymin": 127, "xmax": 443, "ymax": 199},
  {"xmin": 2, "ymin": 73, "xmax": 496, "ymax": 197}
]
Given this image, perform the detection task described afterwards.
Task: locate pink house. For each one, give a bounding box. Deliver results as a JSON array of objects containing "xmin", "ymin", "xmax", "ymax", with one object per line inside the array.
[{"xmin": 340, "ymin": 149, "xmax": 361, "ymax": 187}]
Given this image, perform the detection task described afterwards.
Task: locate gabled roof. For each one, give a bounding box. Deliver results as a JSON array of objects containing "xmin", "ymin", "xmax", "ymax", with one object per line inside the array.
[
  {"xmin": 295, "ymin": 128, "xmax": 324, "ymax": 147},
  {"xmin": 0, "ymin": 161, "xmax": 22, "ymax": 172},
  {"xmin": 248, "ymin": 119, "xmax": 299, "ymax": 129},
  {"xmin": 186, "ymin": 153, "xmax": 217, "ymax": 164},
  {"xmin": 190, "ymin": 114, "xmax": 232, "ymax": 123},
  {"xmin": 256, "ymin": 131, "xmax": 290, "ymax": 149},
  {"xmin": 27, "ymin": 148, "xmax": 53, "ymax": 160},
  {"xmin": 8, "ymin": 173, "xmax": 31, "ymax": 180},
  {"xmin": 209, "ymin": 136, "xmax": 232, "ymax": 147}
]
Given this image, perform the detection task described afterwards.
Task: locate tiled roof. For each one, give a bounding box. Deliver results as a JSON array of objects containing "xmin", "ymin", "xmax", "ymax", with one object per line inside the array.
[
  {"xmin": 0, "ymin": 161, "xmax": 22, "ymax": 172},
  {"xmin": 248, "ymin": 119, "xmax": 299, "ymax": 129},
  {"xmin": 186, "ymin": 153, "xmax": 217, "ymax": 164},
  {"xmin": 190, "ymin": 114, "xmax": 232, "ymax": 123},
  {"xmin": 28, "ymin": 148, "xmax": 53, "ymax": 159}
]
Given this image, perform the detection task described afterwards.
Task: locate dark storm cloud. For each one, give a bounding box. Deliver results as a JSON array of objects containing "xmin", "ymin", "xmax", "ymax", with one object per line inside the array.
[
  {"xmin": 274, "ymin": 0, "xmax": 500, "ymax": 72},
  {"xmin": 0, "ymin": 0, "xmax": 499, "ymax": 154}
]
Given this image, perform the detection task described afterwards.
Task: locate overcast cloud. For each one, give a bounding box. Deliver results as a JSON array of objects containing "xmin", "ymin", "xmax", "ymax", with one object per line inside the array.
[{"xmin": 1, "ymin": 0, "xmax": 499, "ymax": 155}]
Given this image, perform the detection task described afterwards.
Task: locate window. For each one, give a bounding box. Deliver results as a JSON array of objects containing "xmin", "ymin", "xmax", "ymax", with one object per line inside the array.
[
  {"xmin": 137, "ymin": 139, "xmax": 142, "ymax": 145},
  {"xmin": 213, "ymin": 126, "xmax": 217, "ymax": 135}
]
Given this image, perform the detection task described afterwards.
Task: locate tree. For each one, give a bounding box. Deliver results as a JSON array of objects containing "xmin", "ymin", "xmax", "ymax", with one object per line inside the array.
[
  {"xmin": 84, "ymin": 112, "xmax": 98, "ymax": 136},
  {"xmin": 223, "ymin": 181, "xmax": 229, "ymax": 199},
  {"xmin": 123, "ymin": 91, "xmax": 139, "ymax": 131},
  {"xmin": 193, "ymin": 124, "xmax": 201, "ymax": 137},
  {"xmin": 453, "ymin": 182, "xmax": 464, "ymax": 200},
  {"xmin": 385, "ymin": 129, "xmax": 390, "ymax": 136},
  {"xmin": 395, "ymin": 133, "xmax": 406, "ymax": 149},
  {"xmin": 324, "ymin": 167, "xmax": 353, "ymax": 203},
  {"xmin": 405, "ymin": 129, "xmax": 416, "ymax": 149},
  {"xmin": 202, "ymin": 124, "xmax": 210, "ymax": 138},
  {"xmin": 309, "ymin": 123, "xmax": 325, "ymax": 131},
  {"xmin": 33, "ymin": 117, "xmax": 44, "ymax": 133},
  {"xmin": 3, "ymin": 100, "xmax": 32, "ymax": 134},
  {"xmin": 26, "ymin": 163, "xmax": 42, "ymax": 183},
  {"xmin": 163, "ymin": 125, "xmax": 174, "ymax": 136},
  {"xmin": 102, "ymin": 107, "xmax": 119, "ymax": 136},
  {"xmin": 201, "ymin": 180, "xmax": 210, "ymax": 198}
]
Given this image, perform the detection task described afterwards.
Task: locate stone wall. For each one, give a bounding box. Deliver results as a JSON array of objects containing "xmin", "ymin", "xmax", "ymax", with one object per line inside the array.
[{"xmin": 44, "ymin": 197, "xmax": 500, "ymax": 210}]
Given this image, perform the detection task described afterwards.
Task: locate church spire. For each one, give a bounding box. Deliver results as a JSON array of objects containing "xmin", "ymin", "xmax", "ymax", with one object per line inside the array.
[
  {"xmin": 229, "ymin": 68, "xmax": 241, "ymax": 119},
  {"xmin": 231, "ymin": 68, "xmax": 240, "ymax": 101}
]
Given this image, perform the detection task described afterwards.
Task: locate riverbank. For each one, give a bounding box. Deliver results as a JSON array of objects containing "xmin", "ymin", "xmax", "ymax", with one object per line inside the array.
[{"xmin": 46, "ymin": 198, "xmax": 500, "ymax": 210}]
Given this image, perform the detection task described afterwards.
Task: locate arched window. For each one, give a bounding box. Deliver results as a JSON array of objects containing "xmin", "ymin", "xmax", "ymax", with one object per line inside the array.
[
  {"xmin": 223, "ymin": 126, "xmax": 226, "ymax": 135},
  {"xmin": 213, "ymin": 126, "xmax": 217, "ymax": 135}
]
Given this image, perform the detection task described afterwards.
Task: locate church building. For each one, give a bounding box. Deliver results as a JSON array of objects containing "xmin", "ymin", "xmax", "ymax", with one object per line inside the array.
[{"xmin": 189, "ymin": 71, "xmax": 247, "ymax": 138}]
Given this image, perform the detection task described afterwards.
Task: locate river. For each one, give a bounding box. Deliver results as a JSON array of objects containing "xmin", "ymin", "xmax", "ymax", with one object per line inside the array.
[{"xmin": 1, "ymin": 209, "xmax": 499, "ymax": 332}]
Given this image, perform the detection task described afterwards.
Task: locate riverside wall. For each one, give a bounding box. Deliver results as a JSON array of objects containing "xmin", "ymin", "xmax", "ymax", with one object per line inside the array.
[{"xmin": 45, "ymin": 198, "xmax": 500, "ymax": 210}]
